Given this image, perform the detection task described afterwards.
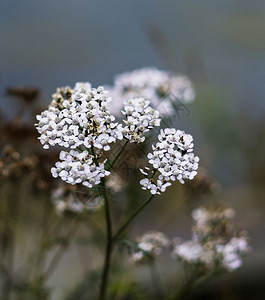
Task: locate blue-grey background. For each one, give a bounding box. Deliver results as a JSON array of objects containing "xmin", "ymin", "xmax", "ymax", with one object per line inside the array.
[
  {"xmin": 1, "ymin": 0, "xmax": 265, "ymax": 298},
  {"xmin": 1, "ymin": 0, "xmax": 264, "ymax": 112}
]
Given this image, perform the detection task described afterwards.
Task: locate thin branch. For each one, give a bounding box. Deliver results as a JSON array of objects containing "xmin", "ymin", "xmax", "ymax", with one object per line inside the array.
[
  {"xmin": 149, "ymin": 261, "xmax": 163, "ymax": 299},
  {"xmin": 112, "ymin": 194, "xmax": 155, "ymax": 241},
  {"xmin": 107, "ymin": 140, "xmax": 129, "ymax": 170}
]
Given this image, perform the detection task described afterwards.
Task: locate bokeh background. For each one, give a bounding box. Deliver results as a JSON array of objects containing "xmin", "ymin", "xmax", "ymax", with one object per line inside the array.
[{"xmin": 1, "ymin": 0, "xmax": 265, "ymax": 299}]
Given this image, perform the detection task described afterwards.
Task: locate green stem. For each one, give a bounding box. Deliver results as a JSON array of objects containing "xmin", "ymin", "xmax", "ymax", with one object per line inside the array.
[
  {"xmin": 112, "ymin": 194, "xmax": 155, "ymax": 241},
  {"xmin": 191, "ymin": 269, "xmax": 223, "ymax": 291},
  {"xmin": 99, "ymin": 178, "xmax": 113, "ymax": 300},
  {"xmin": 168, "ymin": 269, "xmax": 223, "ymax": 300},
  {"xmin": 149, "ymin": 261, "xmax": 163, "ymax": 299},
  {"xmin": 91, "ymin": 145, "xmax": 99, "ymax": 166},
  {"xmin": 107, "ymin": 140, "xmax": 129, "ymax": 170}
]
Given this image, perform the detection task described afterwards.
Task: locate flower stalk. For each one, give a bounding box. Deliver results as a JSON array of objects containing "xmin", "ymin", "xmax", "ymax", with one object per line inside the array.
[
  {"xmin": 98, "ymin": 177, "xmax": 113, "ymax": 300},
  {"xmin": 106, "ymin": 139, "xmax": 129, "ymax": 171}
]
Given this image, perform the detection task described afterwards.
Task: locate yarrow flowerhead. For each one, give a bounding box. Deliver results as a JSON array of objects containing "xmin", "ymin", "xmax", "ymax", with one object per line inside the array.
[
  {"xmin": 108, "ymin": 67, "xmax": 195, "ymax": 116},
  {"xmin": 121, "ymin": 97, "xmax": 161, "ymax": 143},
  {"xmin": 129, "ymin": 232, "xmax": 170, "ymax": 264},
  {"xmin": 35, "ymin": 83, "xmax": 123, "ymax": 150},
  {"xmin": 172, "ymin": 206, "xmax": 250, "ymax": 272},
  {"xmin": 140, "ymin": 128, "xmax": 199, "ymax": 194},
  {"xmin": 35, "ymin": 83, "xmax": 126, "ymax": 189}
]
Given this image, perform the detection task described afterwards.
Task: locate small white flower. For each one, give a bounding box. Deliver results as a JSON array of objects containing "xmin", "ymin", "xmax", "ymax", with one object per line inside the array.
[{"xmin": 139, "ymin": 167, "xmax": 150, "ymax": 176}]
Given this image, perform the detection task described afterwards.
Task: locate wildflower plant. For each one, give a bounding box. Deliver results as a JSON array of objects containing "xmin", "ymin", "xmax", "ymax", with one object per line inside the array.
[
  {"xmin": 126, "ymin": 206, "xmax": 250, "ymax": 299},
  {"xmin": 34, "ymin": 68, "xmax": 250, "ymax": 300}
]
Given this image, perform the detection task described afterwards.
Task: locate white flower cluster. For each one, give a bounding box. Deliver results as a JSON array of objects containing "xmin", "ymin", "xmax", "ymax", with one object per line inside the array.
[
  {"xmin": 130, "ymin": 232, "xmax": 170, "ymax": 264},
  {"xmin": 140, "ymin": 128, "xmax": 199, "ymax": 194},
  {"xmin": 121, "ymin": 97, "xmax": 161, "ymax": 143},
  {"xmin": 192, "ymin": 206, "xmax": 235, "ymax": 240},
  {"xmin": 216, "ymin": 237, "xmax": 249, "ymax": 271},
  {"xmin": 172, "ymin": 206, "xmax": 250, "ymax": 272},
  {"xmin": 51, "ymin": 184, "xmax": 103, "ymax": 215},
  {"xmin": 36, "ymin": 83, "xmax": 123, "ymax": 150},
  {"xmin": 35, "ymin": 83, "xmax": 126, "ymax": 188},
  {"xmin": 51, "ymin": 150, "xmax": 109, "ymax": 188},
  {"xmin": 108, "ymin": 67, "xmax": 195, "ymax": 116}
]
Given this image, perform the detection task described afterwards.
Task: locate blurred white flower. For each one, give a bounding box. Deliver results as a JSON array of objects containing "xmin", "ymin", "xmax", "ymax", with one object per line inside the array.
[
  {"xmin": 130, "ymin": 232, "xmax": 170, "ymax": 264},
  {"xmin": 172, "ymin": 241, "xmax": 205, "ymax": 263},
  {"xmin": 106, "ymin": 172, "xmax": 124, "ymax": 192},
  {"xmin": 216, "ymin": 237, "xmax": 250, "ymax": 271},
  {"xmin": 107, "ymin": 67, "xmax": 195, "ymax": 116},
  {"xmin": 192, "ymin": 206, "xmax": 235, "ymax": 241},
  {"xmin": 51, "ymin": 184, "xmax": 103, "ymax": 215},
  {"xmin": 171, "ymin": 206, "xmax": 250, "ymax": 272}
]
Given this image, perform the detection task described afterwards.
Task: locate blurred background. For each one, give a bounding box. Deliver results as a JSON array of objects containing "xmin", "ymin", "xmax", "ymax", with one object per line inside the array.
[{"xmin": 0, "ymin": 0, "xmax": 265, "ymax": 299}]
